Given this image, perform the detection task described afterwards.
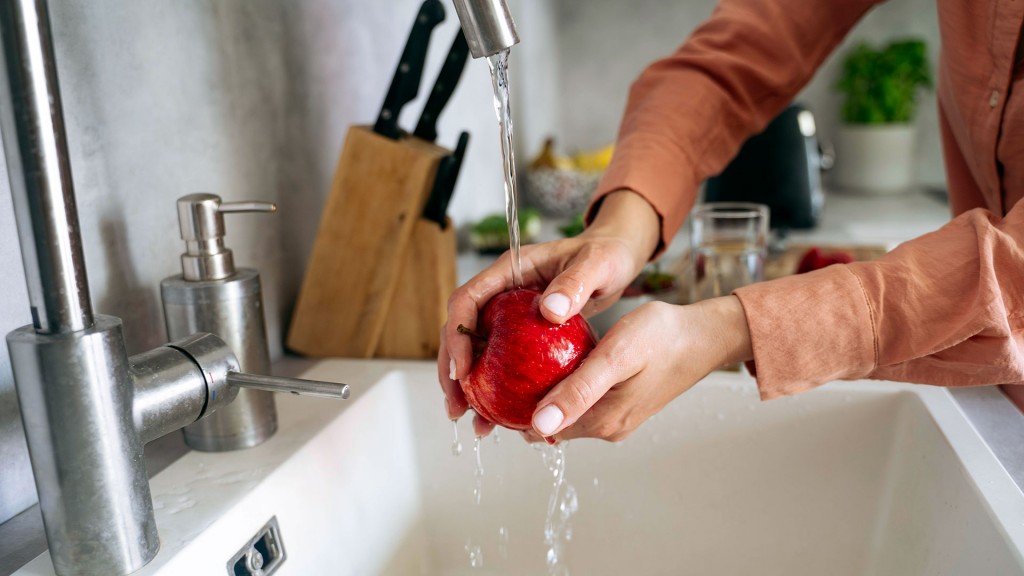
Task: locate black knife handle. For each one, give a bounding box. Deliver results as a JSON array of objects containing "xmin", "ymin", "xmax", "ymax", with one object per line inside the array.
[
  {"xmin": 374, "ymin": 0, "xmax": 445, "ymax": 140},
  {"xmin": 414, "ymin": 30, "xmax": 470, "ymax": 142},
  {"xmin": 423, "ymin": 131, "xmax": 470, "ymax": 228}
]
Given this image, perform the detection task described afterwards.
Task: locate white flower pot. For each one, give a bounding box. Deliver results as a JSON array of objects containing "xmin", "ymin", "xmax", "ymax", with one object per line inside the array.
[{"xmin": 833, "ymin": 124, "xmax": 917, "ymax": 193}]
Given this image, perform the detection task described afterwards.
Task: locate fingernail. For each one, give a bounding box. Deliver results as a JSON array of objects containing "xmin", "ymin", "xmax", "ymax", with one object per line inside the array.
[
  {"xmin": 545, "ymin": 436, "xmax": 556, "ymax": 445},
  {"xmin": 543, "ymin": 293, "xmax": 571, "ymax": 317},
  {"xmin": 449, "ymin": 357, "xmax": 457, "ymax": 381},
  {"xmin": 533, "ymin": 404, "xmax": 564, "ymax": 436}
]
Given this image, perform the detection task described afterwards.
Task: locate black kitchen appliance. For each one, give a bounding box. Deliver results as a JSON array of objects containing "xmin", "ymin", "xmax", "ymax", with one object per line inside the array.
[{"xmin": 704, "ymin": 103, "xmax": 831, "ymax": 230}]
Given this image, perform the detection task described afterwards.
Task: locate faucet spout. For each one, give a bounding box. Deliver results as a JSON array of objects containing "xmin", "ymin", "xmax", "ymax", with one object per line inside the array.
[
  {"xmin": 0, "ymin": 0, "xmax": 93, "ymax": 335},
  {"xmin": 451, "ymin": 0, "xmax": 520, "ymax": 59}
]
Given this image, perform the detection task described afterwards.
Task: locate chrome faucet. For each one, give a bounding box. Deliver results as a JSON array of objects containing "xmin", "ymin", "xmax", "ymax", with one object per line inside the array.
[
  {"xmin": 0, "ymin": 1, "xmax": 349, "ymax": 575},
  {"xmin": 452, "ymin": 0, "xmax": 520, "ymax": 58}
]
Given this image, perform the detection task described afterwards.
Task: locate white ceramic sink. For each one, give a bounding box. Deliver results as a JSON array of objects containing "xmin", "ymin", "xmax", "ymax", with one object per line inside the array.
[{"xmin": 15, "ymin": 360, "xmax": 1024, "ymax": 575}]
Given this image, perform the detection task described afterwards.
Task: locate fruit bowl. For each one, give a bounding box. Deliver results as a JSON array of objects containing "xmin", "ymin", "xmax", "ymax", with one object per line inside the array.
[{"xmin": 524, "ymin": 168, "xmax": 602, "ymax": 218}]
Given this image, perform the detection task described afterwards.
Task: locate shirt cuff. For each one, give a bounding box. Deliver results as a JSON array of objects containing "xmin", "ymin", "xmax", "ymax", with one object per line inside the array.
[{"xmin": 732, "ymin": 265, "xmax": 877, "ymax": 400}]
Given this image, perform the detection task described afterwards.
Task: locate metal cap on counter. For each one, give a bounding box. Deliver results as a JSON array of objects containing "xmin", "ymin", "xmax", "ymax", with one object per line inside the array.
[
  {"xmin": 176, "ymin": 193, "xmax": 276, "ymax": 281},
  {"xmin": 452, "ymin": 0, "xmax": 520, "ymax": 59}
]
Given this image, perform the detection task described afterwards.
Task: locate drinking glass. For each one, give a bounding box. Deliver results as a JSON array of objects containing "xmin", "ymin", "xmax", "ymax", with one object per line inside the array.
[{"xmin": 689, "ymin": 202, "xmax": 769, "ymax": 303}]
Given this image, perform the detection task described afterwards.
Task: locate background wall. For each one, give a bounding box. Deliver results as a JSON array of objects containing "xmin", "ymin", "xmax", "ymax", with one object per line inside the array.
[
  {"xmin": 541, "ymin": 0, "xmax": 944, "ymax": 187},
  {"xmin": 0, "ymin": 0, "xmax": 942, "ymax": 528}
]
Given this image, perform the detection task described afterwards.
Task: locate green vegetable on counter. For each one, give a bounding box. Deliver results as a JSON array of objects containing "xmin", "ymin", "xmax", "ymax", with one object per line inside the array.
[
  {"xmin": 559, "ymin": 213, "xmax": 585, "ymax": 238},
  {"xmin": 471, "ymin": 208, "xmax": 542, "ymax": 254}
]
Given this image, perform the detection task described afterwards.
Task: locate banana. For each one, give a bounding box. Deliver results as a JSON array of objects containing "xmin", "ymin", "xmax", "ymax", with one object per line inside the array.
[
  {"xmin": 571, "ymin": 144, "xmax": 615, "ymax": 172},
  {"xmin": 530, "ymin": 137, "xmax": 574, "ymax": 171},
  {"xmin": 531, "ymin": 138, "xmax": 615, "ymax": 172}
]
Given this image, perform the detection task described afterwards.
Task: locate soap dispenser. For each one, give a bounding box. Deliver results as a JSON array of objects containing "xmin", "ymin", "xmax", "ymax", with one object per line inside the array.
[{"xmin": 160, "ymin": 193, "xmax": 277, "ymax": 451}]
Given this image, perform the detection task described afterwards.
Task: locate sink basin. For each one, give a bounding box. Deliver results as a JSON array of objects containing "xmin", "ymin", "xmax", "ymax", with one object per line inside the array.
[{"xmin": 14, "ymin": 360, "xmax": 1024, "ymax": 575}]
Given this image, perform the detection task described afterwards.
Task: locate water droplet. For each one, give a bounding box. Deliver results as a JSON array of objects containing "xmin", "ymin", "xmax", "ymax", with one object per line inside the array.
[
  {"xmin": 493, "ymin": 429, "xmax": 501, "ymax": 444},
  {"xmin": 592, "ymin": 477, "xmax": 600, "ymax": 488},
  {"xmin": 465, "ymin": 540, "xmax": 483, "ymax": 568},
  {"xmin": 498, "ymin": 526, "xmax": 509, "ymax": 559},
  {"xmin": 472, "ymin": 438, "xmax": 485, "ymax": 505},
  {"xmin": 451, "ymin": 420, "xmax": 463, "ymax": 456}
]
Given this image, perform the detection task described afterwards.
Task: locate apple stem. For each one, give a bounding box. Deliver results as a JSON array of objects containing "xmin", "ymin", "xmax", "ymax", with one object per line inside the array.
[{"xmin": 457, "ymin": 324, "xmax": 487, "ymax": 341}]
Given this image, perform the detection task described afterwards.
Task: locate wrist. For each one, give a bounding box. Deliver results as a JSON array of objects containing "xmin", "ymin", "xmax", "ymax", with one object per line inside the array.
[
  {"xmin": 585, "ymin": 189, "xmax": 661, "ymax": 267},
  {"xmin": 694, "ymin": 296, "xmax": 754, "ymax": 367}
]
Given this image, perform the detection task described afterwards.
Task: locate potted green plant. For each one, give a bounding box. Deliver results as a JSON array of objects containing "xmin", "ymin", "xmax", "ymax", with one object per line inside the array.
[{"xmin": 833, "ymin": 39, "xmax": 932, "ymax": 193}]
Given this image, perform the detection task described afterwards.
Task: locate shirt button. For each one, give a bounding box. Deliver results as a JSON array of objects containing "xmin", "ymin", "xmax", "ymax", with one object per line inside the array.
[{"xmin": 990, "ymin": 90, "xmax": 1000, "ymax": 108}]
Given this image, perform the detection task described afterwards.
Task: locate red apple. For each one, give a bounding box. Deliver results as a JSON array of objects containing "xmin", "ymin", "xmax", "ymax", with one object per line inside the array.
[
  {"xmin": 796, "ymin": 247, "xmax": 854, "ymax": 274},
  {"xmin": 459, "ymin": 288, "xmax": 598, "ymax": 431}
]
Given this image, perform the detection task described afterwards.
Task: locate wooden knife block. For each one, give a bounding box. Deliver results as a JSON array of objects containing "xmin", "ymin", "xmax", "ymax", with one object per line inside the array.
[
  {"xmin": 287, "ymin": 125, "xmax": 456, "ymax": 359},
  {"xmin": 376, "ymin": 217, "xmax": 457, "ymax": 359}
]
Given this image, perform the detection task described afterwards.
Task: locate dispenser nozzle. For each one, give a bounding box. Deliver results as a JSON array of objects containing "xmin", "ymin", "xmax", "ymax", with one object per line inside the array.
[{"xmin": 175, "ymin": 193, "xmax": 277, "ymax": 281}]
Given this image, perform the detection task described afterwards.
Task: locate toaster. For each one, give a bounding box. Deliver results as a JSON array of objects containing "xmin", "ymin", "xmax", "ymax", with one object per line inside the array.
[{"xmin": 704, "ymin": 103, "xmax": 831, "ymax": 230}]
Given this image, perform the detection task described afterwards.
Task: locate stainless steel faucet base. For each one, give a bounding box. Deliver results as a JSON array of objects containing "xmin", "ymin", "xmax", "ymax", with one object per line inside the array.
[{"xmin": 8, "ymin": 316, "xmax": 159, "ymax": 575}]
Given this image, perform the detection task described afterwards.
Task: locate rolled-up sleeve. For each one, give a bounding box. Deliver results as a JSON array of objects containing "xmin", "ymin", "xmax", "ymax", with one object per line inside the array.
[{"xmin": 735, "ymin": 203, "xmax": 1024, "ymax": 399}]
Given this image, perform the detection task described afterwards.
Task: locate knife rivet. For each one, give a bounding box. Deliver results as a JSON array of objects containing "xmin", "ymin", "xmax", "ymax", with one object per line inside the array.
[{"xmin": 400, "ymin": 63, "xmax": 410, "ymax": 74}]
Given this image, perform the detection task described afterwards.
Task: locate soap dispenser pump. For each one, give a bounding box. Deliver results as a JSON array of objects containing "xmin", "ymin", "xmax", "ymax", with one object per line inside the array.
[{"xmin": 160, "ymin": 193, "xmax": 278, "ymax": 451}]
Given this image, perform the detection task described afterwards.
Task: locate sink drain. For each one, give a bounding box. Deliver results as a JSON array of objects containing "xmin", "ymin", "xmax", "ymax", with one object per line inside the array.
[{"xmin": 227, "ymin": 516, "xmax": 286, "ymax": 576}]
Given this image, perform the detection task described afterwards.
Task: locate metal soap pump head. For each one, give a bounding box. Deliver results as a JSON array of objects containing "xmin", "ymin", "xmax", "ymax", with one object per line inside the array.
[
  {"xmin": 177, "ymin": 193, "xmax": 276, "ymax": 281},
  {"xmin": 452, "ymin": 0, "xmax": 520, "ymax": 58}
]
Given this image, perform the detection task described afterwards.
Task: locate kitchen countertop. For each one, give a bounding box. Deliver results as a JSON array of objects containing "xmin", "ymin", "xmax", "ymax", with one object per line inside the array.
[{"xmin": 459, "ymin": 188, "xmax": 955, "ymax": 285}]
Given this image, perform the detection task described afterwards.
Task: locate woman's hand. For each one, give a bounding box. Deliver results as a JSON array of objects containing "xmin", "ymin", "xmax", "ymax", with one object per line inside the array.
[
  {"xmin": 529, "ymin": 295, "xmax": 753, "ymax": 442},
  {"xmin": 438, "ymin": 191, "xmax": 660, "ymax": 426}
]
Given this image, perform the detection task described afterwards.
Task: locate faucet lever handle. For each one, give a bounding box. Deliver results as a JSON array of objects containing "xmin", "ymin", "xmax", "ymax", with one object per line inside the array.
[
  {"xmin": 227, "ymin": 372, "xmax": 351, "ymax": 400},
  {"xmin": 219, "ymin": 201, "xmax": 277, "ymax": 214}
]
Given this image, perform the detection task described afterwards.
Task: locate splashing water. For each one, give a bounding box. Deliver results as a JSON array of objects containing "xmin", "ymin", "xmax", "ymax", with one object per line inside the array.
[
  {"xmin": 473, "ymin": 436, "xmax": 485, "ymax": 506},
  {"xmin": 464, "ymin": 540, "xmax": 483, "ymax": 568},
  {"xmin": 542, "ymin": 443, "xmax": 577, "ymax": 576},
  {"xmin": 465, "ymin": 436, "xmax": 486, "ymax": 568}
]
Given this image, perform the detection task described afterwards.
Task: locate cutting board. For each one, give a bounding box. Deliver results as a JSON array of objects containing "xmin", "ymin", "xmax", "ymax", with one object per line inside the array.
[{"xmin": 287, "ymin": 125, "xmax": 450, "ymax": 358}]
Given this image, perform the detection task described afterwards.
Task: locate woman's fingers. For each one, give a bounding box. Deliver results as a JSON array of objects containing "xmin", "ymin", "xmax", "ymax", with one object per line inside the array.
[
  {"xmin": 538, "ymin": 244, "xmax": 629, "ymax": 324},
  {"xmin": 531, "ymin": 333, "xmax": 638, "ymax": 438}
]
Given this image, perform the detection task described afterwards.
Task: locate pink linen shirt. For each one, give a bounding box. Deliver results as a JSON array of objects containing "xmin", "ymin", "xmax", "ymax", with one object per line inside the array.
[{"xmin": 590, "ymin": 0, "xmax": 1024, "ymax": 407}]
